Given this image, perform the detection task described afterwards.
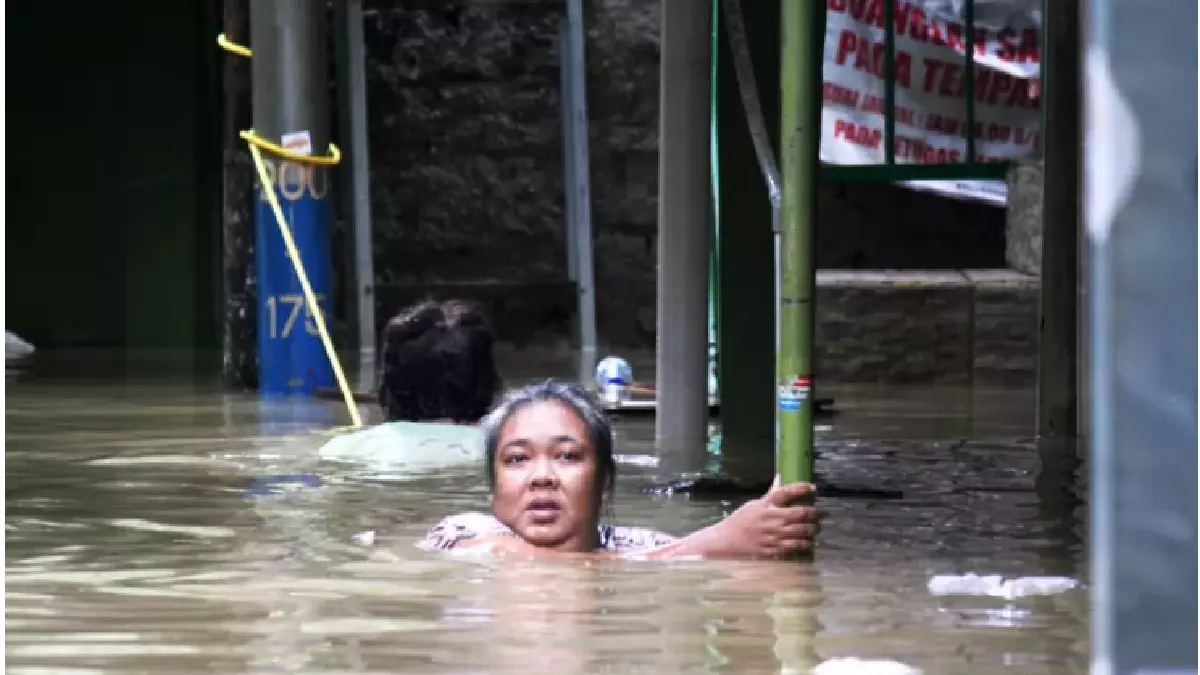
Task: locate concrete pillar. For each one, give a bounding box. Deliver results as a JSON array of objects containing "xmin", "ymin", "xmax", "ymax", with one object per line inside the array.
[
  {"xmin": 1036, "ymin": 0, "xmax": 1081, "ymax": 438},
  {"xmin": 655, "ymin": 0, "xmax": 713, "ymax": 458}
]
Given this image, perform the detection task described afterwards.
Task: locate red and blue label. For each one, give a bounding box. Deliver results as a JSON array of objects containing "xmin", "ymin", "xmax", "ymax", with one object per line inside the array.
[{"xmin": 778, "ymin": 376, "xmax": 811, "ymax": 412}]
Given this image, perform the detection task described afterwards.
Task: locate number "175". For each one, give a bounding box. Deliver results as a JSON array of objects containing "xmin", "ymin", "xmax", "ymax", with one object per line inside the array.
[{"xmin": 265, "ymin": 294, "xmax": 328, "ymax": 340}]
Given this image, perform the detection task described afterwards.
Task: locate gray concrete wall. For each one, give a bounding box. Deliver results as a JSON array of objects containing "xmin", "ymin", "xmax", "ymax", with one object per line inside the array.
[{"xmin": 815, "ymin": 270, "xmax": 1039, "ymax": 385}]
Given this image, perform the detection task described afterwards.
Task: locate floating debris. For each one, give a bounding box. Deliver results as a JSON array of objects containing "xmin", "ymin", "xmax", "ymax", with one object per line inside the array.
[
  {"xmin": 927, "ymin": 573, "xmax": 1080, "ymax": 599},
  {"xmin": 6, "ymin": 331, "xmax": 35, "ymax": 362},
  {"xmin": 812, "ymin": 658, "xmax": 921, "ymax": 675}
]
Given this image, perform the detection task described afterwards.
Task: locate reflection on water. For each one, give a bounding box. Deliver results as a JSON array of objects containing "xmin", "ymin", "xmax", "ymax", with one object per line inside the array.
[{"xmin": 5, "ymin": 372, "xmax": 1086, "ymax": 674}]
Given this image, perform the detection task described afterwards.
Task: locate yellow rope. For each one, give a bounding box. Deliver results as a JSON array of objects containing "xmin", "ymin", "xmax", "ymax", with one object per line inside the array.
[
  {"xmin": 240, "ymin": 129, "xmax": 341, "ymax": 166},
  {"xmin": 217, "ymin": 33, "xmax": 252, "ymax": 58},
  {"xmin": 246, "ymin": 141, "xmax": 363, "ymax": 429}
]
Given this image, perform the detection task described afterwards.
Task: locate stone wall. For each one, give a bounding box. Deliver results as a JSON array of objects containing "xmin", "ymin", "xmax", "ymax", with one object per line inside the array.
[
  {"xmin": 815, "ymin": 270, "xmax": 1039, "ymax": 386},
  {"xmin": 358, "ymin": 0, "xmax": 1010, "ymax": 351}
]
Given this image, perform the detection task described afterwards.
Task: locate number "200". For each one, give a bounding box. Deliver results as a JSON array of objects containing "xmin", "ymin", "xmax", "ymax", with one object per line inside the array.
[{"xmin": 258, "ymin": 159, "xmax": 329, "ymax": 202}]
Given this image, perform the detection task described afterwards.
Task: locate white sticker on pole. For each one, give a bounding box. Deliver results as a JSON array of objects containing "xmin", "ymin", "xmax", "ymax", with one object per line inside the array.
[
  {"xmin": 778, "ymin": 376, "xmax": 811, "ymax": 412},
  {"xmin": 281, "ymin": 130, "xmax": 314, "ymax": 155}
]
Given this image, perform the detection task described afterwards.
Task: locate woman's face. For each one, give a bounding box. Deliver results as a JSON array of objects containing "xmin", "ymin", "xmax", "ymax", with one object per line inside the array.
[{"xmin": 491, "ymin": 400, "xmax": 604, "ymax": 552}]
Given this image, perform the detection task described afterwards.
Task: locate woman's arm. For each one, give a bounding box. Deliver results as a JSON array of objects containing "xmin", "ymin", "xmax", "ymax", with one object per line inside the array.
[
  {"xmin": 425, "ymin": 479, "xmax": 819, "ymax": 561},
  {"xmin": 639, "ymin": 479, "xmax": 819, "ymax": 560},
  {"xmin": 636, "ymin": 523, "xmax": 731, "ymax": 560}
]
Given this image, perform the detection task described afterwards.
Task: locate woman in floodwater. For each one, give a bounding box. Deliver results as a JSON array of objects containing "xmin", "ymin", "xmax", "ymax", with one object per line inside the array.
[
  {"xmin": 419, "ymin": 380, "xmax": 820, "ymax": 559},
  {"xmin": 318, "ymin": 299, "xmax": 499, "ymax": 466}
]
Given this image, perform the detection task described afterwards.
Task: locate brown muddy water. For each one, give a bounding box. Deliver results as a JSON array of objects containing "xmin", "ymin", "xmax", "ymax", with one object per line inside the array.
[{"xmin": 5, "ymin": 356, "xmax": 1087, "ymax": 674}]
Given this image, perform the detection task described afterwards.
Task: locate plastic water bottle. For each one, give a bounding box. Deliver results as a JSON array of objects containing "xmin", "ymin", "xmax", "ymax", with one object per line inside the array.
[{"xmin": 595, "ymin": 356, "xmax": 633, "ymax": 405}]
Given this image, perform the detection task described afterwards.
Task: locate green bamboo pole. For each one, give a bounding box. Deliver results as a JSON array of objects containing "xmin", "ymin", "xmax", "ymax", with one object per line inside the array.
[{"xmin": 776, "ymin": 0, "xmax": 821, "ymax": 485}]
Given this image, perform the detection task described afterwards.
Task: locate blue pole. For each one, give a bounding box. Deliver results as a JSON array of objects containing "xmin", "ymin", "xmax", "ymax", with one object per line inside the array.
[
  {"xmin": 249, "ymin": 0, "xmax": 335, "ymax": 397},
  {"xmin": 254, "ymin": 162, "xmax": 335, "ymax": 395}
]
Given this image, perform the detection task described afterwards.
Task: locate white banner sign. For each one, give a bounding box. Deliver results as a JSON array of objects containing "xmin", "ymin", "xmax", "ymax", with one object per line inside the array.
[{"xmin": 822, "ymin": 0, "xmax": 1043, "ymax": 206}]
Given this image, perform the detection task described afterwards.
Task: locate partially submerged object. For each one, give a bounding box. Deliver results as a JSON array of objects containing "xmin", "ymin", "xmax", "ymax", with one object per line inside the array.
[
  {"xmin": 6, "ymin": 331, "xmax": 36, "ymax": 373},
  {"xmin": 813, "ymin": 659, "xmax": 921, "ymax": 675},
  {"xmin": 600, "ymin": 393, "xmax": 837, "ymax": 418},
  {"xmin": 927, "ymin": 574, "xmax": 1080, "ymax": 599},
  {"xmin": 590, "ymin": 354, "xmax": 837, "ymax": 417}
]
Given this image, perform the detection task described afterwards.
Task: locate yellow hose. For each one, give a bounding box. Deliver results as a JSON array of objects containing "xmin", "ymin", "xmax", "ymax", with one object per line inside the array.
[
  {"xmin": 242, "ymin": 129, "xmax": 341, "ymax": 166},
  {"xmin": 217, "ymin": 33, "xmax": 252, "ymax": 58},
  {"xmin": 245, "ymin": 139, "xmax": 363, "ymax": 429}
]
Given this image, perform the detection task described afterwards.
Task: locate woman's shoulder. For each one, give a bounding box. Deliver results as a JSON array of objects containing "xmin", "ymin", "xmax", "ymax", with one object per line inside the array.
[
  {"xmin": 599, "ymin": 523, "xmax": 679, "ymax": 553},
  {"xmin": 416, "ymin": 512, "xmax": 512, "ymax": 551}
]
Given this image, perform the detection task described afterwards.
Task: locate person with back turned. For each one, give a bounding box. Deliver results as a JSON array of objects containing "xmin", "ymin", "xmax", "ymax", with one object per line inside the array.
[{"xmin": 318, "ymin": 299, "xmax": 500, "ymax": 472}]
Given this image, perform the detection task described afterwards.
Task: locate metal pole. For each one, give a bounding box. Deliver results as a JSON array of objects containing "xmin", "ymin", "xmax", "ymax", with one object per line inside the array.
[
  {"xmin": 339, "ymin": 0, "xmax": 377, "ymax": 390},
  {"xmin": 708, "ymin": 0, "xmax": 721, "ymax": 401},
  {"xmin": 776, "ymin": 0, "xmax": 820, "ymax": 485},
  {"xmin": 559, "ymin": 16, "xmax": 579, "ymax": 285},
  {"xmin": 221, "ymin": 0, "xmax": 257, "ymax": 389},
  {"xmin": 1087, "ymin": 0, "xmax": 1197, "ymax": 671},
  {"xmin": 655, "ymin": 0, "xmax": 712, "ymax": 456},
  {"xmin": 564, "ymin": 0, "xmax": 597, "ymax": 383},
  {"xmin": 1036, "ymin": 0, "xmax": 1081, "ymax": 438},
  {"xmin": 249, "ymin": 0, "xmax": 335, "ymax": 396}
]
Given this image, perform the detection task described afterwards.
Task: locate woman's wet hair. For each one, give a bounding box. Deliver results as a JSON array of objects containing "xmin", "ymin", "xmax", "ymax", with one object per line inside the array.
[
  {"xmin": 480, "ymin": 379, "xmax": 616, "ymax": 498},
  {"xmin": 377, "ymin": 300, "xmax": 501, "ymax": 423}
]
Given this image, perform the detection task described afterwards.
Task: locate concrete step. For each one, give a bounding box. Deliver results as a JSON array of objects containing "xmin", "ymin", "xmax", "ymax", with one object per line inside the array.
[{"xmin": 815, "ymin": 269, "xmax": 1039, "ymax": 385}]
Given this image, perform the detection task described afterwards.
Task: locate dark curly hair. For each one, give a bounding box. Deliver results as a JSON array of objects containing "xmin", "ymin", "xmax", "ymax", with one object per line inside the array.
[{"xmin": 377, "ymin": 300, "xmax": 502, "ymax": 423}]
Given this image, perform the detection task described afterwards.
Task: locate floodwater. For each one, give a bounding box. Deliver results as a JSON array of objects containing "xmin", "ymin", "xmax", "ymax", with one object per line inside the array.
[{"xmin": 5, "ymin": 357, "xmax": 1087, "ymax": 674}]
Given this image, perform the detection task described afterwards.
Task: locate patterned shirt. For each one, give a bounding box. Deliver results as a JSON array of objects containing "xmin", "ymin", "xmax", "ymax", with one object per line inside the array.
[{"xmin": 417, "ymin": 511, "xmax": 679, "ymax": 554}]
